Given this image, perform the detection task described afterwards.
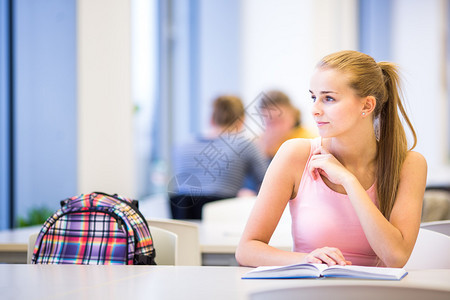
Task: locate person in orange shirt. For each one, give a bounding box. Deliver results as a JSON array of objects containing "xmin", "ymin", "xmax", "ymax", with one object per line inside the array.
[
  {"xmin": 238, "ymin": 90, "xmax": 316, "ymax": 197},
  {"xmin": 258, "ymin": 90, "xmax": 316, "ymax": 159}
]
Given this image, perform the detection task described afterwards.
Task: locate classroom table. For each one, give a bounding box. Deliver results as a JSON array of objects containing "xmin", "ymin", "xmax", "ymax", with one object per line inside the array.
[
  {"xmin": 0, "ymin": 225, "xmax": 40, "ymax": 263},
  {"xmin": 1, "ymin": 265, "xmax": 449, "ymax": 300},
  {"xmin": 0, "ymin": 222, "xmax": 293, "ymax": 265}
]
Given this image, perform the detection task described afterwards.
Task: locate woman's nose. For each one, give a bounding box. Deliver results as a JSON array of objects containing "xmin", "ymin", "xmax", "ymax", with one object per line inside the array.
[{"xmin": 311, "ymin": 101, "xmax": 322, "ymax": 116}]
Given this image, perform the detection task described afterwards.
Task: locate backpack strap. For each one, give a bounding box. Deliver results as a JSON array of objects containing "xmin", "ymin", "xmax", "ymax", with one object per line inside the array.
[{"xmin": 134, "ymin": 252, "xmax": 157, "ymax": 265}]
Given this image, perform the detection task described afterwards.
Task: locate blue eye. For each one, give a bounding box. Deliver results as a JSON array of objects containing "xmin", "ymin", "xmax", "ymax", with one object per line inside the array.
[
  {"xmin": 311, "ymin": 96, "xmax": 317, "ymax": 102},
  {"xmin": 325, "ymin": 96, "xmax": 335, "ymax": 102}
]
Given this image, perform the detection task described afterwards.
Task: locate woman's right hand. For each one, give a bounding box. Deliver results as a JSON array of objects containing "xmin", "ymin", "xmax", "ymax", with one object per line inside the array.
[{"xmin": 304, "ymin": 247, "xmax": 352, "ymax": 266}]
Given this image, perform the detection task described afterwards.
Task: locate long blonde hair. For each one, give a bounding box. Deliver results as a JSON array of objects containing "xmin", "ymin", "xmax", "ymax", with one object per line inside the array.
[{"xmin": 317, "ymin": 50, "xmax": 417, "ymax": 219}]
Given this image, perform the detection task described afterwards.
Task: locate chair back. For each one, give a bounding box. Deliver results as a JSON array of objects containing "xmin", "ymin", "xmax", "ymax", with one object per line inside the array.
[
  {"xmin": 422, "ymin": 189, "xmax": 450, "ymax": 222},
  {"xmin": 404, "ymin": 228, "xmax": 450, "ymax": 270},
  {"xmin": 27, "ymin": 232, "xmax": 39, "ymax": 264},
  {"xmin": 202, "ymin": 196, "xmax": 293, "ymax": 251},
  {"xmin": 420, "ymin": 220, "xmax": 450, "ymax": 236},
  {"xmin": 203, "ymin": 196, "xmax": 257, "ymax": 223},
  {"xmin": 147, "ymin": 218, "xmax": 201, "ymax": 265},
  {"xmin": 203, "ymin": 196, "xmax": 291, "ymax": 225},
  {"xmin": 148, "ymin": 225, "xmax": 178, "ymax": 265},
  {"xmin": 28, "ymin": 226, "xmax": 178, "ymax": 265}
]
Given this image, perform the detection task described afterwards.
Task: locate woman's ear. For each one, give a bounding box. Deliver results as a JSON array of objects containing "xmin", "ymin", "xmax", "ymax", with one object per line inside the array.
[{"xmin": 362, "ymin": 96, "xmax": 376, "ymax": 116}]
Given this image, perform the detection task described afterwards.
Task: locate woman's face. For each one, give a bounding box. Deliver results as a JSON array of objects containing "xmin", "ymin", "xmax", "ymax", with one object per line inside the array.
[{"xmin": 309, "ymin": 67, "xmax": 365, "ymax": 138}]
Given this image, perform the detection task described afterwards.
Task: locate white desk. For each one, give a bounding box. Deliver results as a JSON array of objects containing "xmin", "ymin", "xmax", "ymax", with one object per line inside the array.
[
  {"xmin": 0, "ymin": 225, "xmax": 41, "ymax": 263},
  {"xmin": 1, "ymin": 265, "xmax": 449, "ymax": 300},
  {"xmin": 198, "ymin": 221, "xmax": 292, "ymax": 266},
  {"xmin": 0, "ymin": 222, "xmax": 293, "ymax": 265}
]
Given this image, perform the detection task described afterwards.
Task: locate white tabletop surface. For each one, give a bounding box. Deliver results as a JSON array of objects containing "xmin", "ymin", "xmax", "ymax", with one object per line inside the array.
[{"xmin": 1, "ymin": 265, "xmax": 449, "ymax": 300}]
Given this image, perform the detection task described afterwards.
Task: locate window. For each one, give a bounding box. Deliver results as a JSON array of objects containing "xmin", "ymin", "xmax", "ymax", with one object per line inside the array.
[
  {"xmin": 0, "ymin": 0, "xmax": 77, "ymax": 229},
  {"xmin": 0, "ymin": 0, "xmax": 12, "ymax": 229}
]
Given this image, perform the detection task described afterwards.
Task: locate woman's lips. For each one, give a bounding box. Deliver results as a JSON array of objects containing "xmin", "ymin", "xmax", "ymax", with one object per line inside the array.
[{"xmin": 316, "ymin": 121, "xmax": 329, "ymax": 127}]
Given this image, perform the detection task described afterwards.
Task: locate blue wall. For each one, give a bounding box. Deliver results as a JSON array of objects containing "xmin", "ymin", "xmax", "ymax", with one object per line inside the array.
[{"xmin": 13, "ymin": 0, "xmax": 77, "ymax": 223}]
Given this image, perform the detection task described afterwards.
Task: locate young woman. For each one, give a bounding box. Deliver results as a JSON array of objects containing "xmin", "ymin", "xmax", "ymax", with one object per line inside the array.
[{"xmin": 235, "ymin": 50, "xmax": 427, "ymax": 268}]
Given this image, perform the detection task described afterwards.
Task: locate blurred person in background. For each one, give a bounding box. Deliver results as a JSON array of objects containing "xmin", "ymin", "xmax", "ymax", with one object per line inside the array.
[
  {"xmin": 238, "ymin": 90, "xmax": 316, "ymax": 196},
  {"xmin": 169, "ymin": 95, "xmax": 268, "ymax": 219},
  {"xmin": 258, "ymin": 90, "xmax": 316, "ymax": 160}
]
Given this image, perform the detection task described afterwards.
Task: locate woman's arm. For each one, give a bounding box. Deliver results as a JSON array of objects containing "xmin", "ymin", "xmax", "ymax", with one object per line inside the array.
[
  {"xmin": 235, "ymin": 139, "xmax": 308, "ymax": 267},
  {"xmin": 309, "ymin": 149, "xmax": 427, "ymax": 267},
  {"xmin": 236, "ymin": 138, "xmax": 350, "ymax": 267},
  {"xmin": 351, "ymin": 151, "xmax": 427, "ymax": 267}
]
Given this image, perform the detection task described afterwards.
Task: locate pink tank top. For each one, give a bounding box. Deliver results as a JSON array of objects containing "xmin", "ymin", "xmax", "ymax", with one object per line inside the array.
[{"xmin": 289, "ymin": 137, "xmax": 380, "ymax": 266}]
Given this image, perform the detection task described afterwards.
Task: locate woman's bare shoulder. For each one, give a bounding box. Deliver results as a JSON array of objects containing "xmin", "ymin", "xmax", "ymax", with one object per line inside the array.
[
  {"xmin": 405, "ymin": 150, "xmax": 426, "ymax": 161},
  {"xmin": 275, "ymin": 138, "xmax": 313, "ymax": 162},
  {"xmin": 400, "ymin": 150, "xmax": 427, "ymax": 183},
  {"xmin": 269, "ymin": 138, "xmax": 313, "ymax": 181},
  {"xmin": 404, "ymin": 150, "xmax": 427, "ymax": 171}
]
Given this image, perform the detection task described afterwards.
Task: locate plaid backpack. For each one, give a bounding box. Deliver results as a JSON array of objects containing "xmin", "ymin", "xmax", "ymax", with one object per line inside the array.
[{"xmin": 31, "ymin": 192, "xmax": 156, "ymax": 265}]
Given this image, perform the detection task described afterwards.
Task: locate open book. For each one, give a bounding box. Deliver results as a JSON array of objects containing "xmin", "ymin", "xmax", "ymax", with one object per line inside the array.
[{"xmin": 242, "ymin": 263, "xmax": 408, "ymax": 280}]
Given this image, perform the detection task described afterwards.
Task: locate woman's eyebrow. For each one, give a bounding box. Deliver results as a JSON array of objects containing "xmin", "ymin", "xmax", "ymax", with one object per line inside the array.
[{"xmin": 309, "ymin": 90, "xmax": 338, "ymax": 94}]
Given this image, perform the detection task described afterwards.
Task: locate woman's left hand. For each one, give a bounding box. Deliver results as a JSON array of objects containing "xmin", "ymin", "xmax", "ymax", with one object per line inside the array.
[{"xmin": 308, "ymin": 146, "xmax": 354, "ymax": 186}]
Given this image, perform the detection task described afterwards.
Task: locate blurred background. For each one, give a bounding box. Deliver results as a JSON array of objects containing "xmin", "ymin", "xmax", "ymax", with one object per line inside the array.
[{"xmin": 0, "ymin": 0, "xmax": 449, "ymax": 229}]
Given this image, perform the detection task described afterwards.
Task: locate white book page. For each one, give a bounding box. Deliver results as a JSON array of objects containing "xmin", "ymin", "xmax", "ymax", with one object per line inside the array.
[
  {"xmin": 243, "ymin": 263, "xmax": 328, "ymax": 278},
  {"xmin": 322, "ymin": 265, "xmax": 407, "ymax": 279}
]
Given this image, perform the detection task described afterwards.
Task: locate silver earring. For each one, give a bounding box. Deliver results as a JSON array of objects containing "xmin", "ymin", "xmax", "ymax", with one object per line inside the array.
[
  {"xmin": 374, "ymin": 117, "xmax": 380, "ymax": 141},
  {"xmin": 362, "ymin": 112, "xmax": 366, "ymax": 116}
]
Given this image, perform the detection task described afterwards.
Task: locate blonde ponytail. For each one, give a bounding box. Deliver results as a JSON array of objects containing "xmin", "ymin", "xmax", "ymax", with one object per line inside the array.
[
  {"xmin": 376, "ymin": 62, "xmax": 417, "ymax": 219},
  {"xmin": 318, "ymin": 51, "xmax": 417, "ymax": 219}
]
